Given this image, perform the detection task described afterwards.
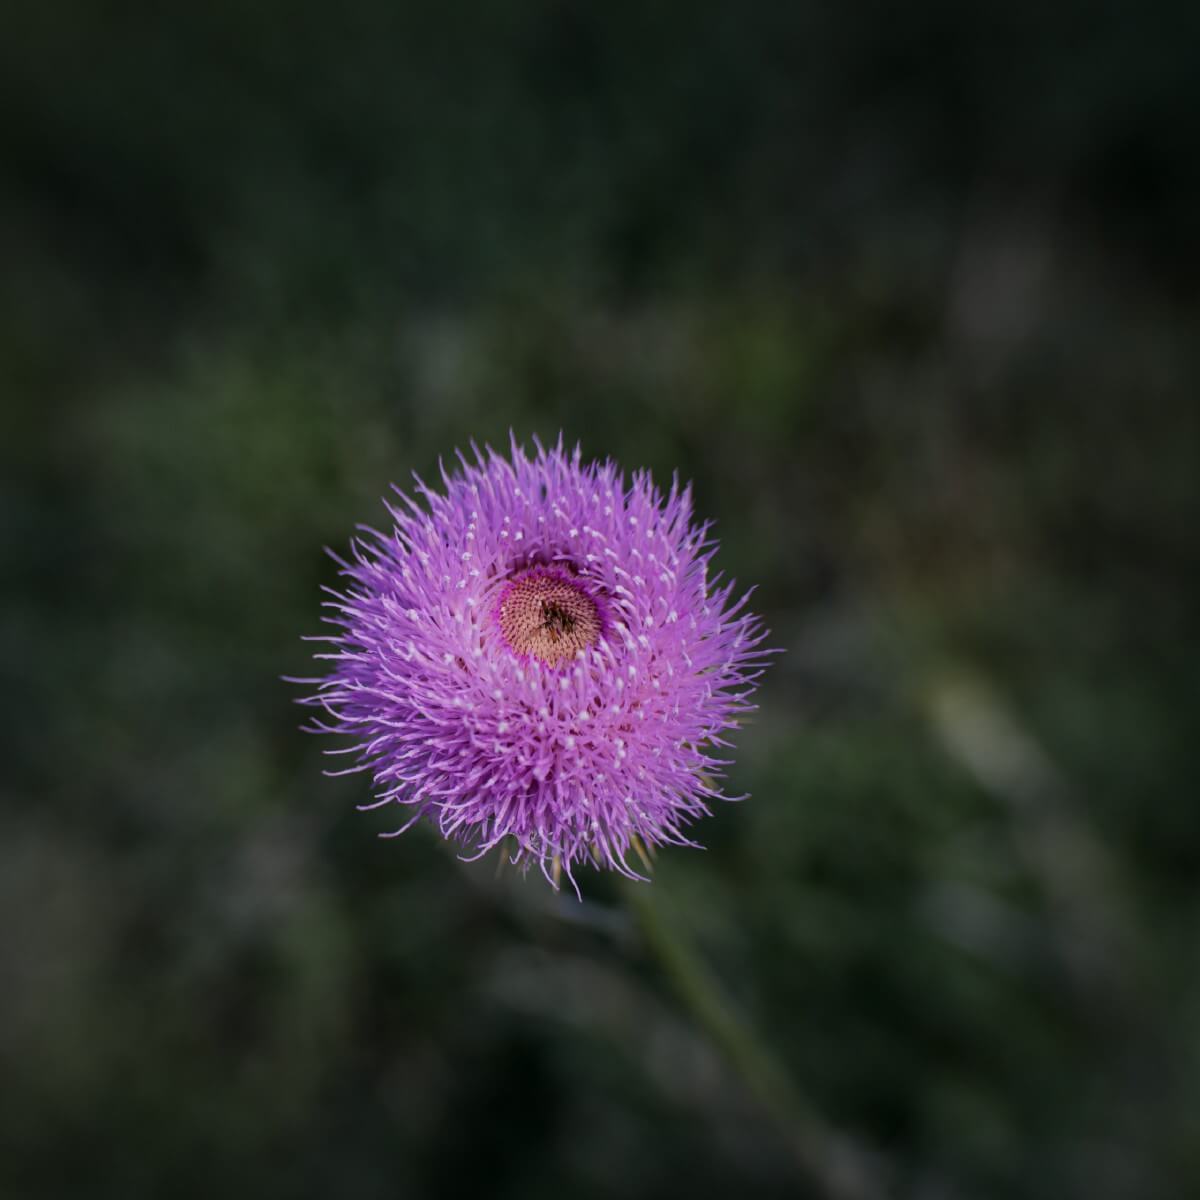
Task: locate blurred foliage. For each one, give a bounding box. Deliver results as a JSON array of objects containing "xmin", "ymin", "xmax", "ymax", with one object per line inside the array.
[{"xmin": 2, "ymin": 2, "xmax": 1199, "ymax": 1198}]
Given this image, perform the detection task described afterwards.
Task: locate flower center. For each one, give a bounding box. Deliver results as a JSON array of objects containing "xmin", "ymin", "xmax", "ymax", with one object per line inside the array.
[{"xmin": 497, "ymin": 568, "xmax": 602, "ymax": 667}]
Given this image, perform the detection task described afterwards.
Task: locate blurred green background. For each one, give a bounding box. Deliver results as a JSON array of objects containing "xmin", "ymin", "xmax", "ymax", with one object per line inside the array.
[{"xmin": 3, "ymin": 3, "xmax": 1199, "ymax": 1197}]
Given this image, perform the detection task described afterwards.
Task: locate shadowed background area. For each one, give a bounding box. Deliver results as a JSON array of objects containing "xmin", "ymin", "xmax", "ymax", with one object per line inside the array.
[{"xmin": 3, "ymin": 3, "xmax": 1199, "ymax": 1197}]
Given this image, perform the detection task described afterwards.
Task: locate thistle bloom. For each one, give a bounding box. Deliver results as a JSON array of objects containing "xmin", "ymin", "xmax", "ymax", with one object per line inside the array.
[{"xmin": 296, "ymin": 436, "xmax": 772, "ymax": 891}]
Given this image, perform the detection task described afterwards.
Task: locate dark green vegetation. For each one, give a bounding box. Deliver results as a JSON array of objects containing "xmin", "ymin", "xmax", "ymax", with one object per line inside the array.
[{"xmin": 3, "ymin": 3, "xmax": 1198, "ymax": 1197}]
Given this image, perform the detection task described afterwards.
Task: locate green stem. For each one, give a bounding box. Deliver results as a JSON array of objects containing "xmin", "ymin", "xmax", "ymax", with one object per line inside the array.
[{"xmin": 621, "ymin": 879, "xmax": 886, "ymax": 1200}]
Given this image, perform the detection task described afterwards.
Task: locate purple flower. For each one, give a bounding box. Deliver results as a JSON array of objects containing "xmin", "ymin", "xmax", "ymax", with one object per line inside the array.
[{"xmin": 296, "ymin": 435, "xmax": 773, "ymax": 891}]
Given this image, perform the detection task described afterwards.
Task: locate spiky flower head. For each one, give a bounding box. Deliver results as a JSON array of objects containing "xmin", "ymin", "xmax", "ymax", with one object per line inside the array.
[{"xmin": 297, "ymin": 436, "xmax": 772, "ymax": 892}]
